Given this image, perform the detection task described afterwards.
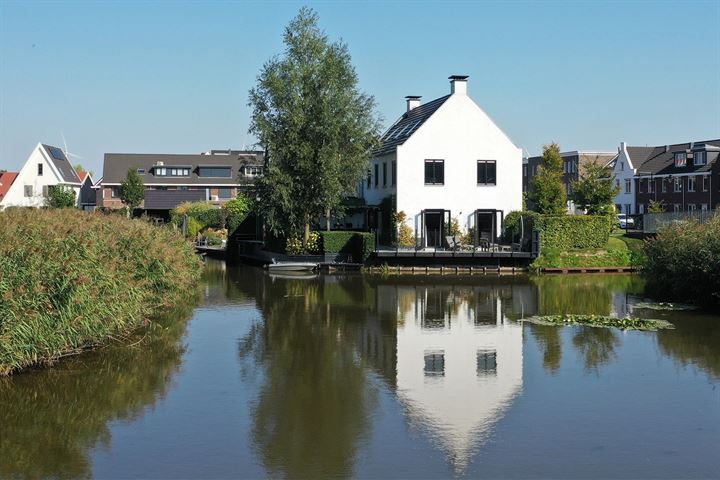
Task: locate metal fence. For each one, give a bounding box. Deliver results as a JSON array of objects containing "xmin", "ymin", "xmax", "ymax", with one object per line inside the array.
[{"xmin": 643, "ymin": 209, "xmax": 717, "ymax": 234}]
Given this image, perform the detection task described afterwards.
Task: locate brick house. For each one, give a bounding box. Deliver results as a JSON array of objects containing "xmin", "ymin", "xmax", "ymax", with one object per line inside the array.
[
  {"xmin": 631, "ymin": 140, "xmax": 720, "ymax": 214},
  {"xmin": 98, "ymin": 149, "xmax": 264, "ymax": 216}
]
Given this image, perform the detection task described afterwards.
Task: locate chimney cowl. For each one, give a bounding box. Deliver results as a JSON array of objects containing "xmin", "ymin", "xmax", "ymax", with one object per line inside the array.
[{"xmin": 449, "ymin": 75, "xmax": 469, "ymax": 95}]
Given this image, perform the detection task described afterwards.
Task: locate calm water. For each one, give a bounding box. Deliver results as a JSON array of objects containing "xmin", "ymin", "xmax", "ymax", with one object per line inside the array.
[{"xmin": 1, "ymin": 262, "xmax": 719, "ymax": 479}]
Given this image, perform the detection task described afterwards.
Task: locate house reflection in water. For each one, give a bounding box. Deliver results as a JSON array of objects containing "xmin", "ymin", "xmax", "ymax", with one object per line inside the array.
[{"xmin": 379, "ymin": 283, "xmax": 527, "ymax": 473}]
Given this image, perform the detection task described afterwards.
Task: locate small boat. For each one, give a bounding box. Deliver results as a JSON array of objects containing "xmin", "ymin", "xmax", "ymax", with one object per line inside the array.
[{"xmin": 264, "ymin": 261, "xmax": 318, "ymax": 272}]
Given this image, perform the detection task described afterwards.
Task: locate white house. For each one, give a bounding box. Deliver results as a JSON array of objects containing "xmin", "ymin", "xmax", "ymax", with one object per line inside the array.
[
  {"xmin": 363, "ymin": 75, "xmax": 523, "ymax": 248},
  {"xmin": 610, "ymin": 142, "xmax": 654, "ymax": 215},
  {"xmin": 1, "ymin": 143, "xmax": 82, "ymax": 209}
]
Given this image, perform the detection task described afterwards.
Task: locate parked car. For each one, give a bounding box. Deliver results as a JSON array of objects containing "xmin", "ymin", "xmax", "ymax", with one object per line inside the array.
[{"xmin": 617, "ymin": 213, "xmax": 635, "ymax": 229}]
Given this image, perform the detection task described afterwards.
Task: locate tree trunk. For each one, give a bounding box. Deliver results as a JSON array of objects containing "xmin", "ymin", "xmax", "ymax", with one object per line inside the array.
[
  {"xmin": 325, "ymin": 208, "xmax": 331, "ymax": 231},
  {"xmin": 303, "ymin": 215, "xmax": 310, "ymax": 250}
]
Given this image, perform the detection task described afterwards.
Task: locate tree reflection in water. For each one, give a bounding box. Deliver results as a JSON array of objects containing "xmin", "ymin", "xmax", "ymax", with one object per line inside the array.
[
  {"xmin": 236, "ymin": 272, "xmax": 379, "ymax": 479},
  {"xmin": 0, "ymin": 304, "xmax": 194, "ymax": 479}
]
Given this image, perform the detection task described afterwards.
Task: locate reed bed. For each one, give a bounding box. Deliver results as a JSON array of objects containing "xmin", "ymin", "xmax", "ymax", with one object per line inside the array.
[{"xmin": 0, "ymin": 208, "xmax": 203, "ymax": 375}]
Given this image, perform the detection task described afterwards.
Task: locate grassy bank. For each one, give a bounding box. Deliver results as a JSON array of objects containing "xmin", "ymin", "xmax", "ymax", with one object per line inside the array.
[
  {"xmin": 531, "ymin": 231, "xmax": 645, "ymax": 271},
  {"xmin": 0, "ymin": 208, "xmax": 203, "ymax": 375}
]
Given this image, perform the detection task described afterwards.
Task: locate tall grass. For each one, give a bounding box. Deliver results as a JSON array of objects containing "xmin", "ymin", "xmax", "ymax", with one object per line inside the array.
[
  {"xmin": 0, "ymin": 208, "xmax": 203, "ymax": 375},
  {"xmin": 643, "ymin": 212, "xmax": 720, "ymax": 308}
]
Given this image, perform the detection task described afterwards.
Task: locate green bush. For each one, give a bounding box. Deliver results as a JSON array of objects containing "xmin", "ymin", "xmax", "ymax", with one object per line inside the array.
[
  {"xmin": 223, "ymin": 195, "xmax": 250, "ymax": 233},
  {"xmin": 643, "ymin": 213, "xmax": 720, "ymax": 308},
  {"xmin": 0, "ymin": 208, "xmax": 203, "ymax": 375},
  {"xmin": 170, "ymin": 201, "xmax": 225, "ymax": 236},
  {"xmin": 319, "ymin": 231, "xmax": 376, "ymax": 262},
  {"xmin": 536, "ymin": 215, "xmax": 613, "ymax": 250}
]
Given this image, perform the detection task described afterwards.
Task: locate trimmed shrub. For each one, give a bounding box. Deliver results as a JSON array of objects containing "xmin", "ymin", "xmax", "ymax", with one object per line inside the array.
[
  {"xmin": 170, "ymin": 201, "xmax": 225, "ymax": 234},
  {"xmin": 319, "ymin": 231, "xmax": 376, "ymax": 262},
  {"xmin": 643, "ymin": 213, "xmax": 720, "ymax": 308},
  {"xmin": 223, "ymin": 195, "xmax": 251, "ymax": 233},
  {"xmin": 0, "ymin": 208, "xmax": 203, "ymax": 375},
  {"xmin": 536, "ymin": 215, "xmax": 613, "ymax": 250}
]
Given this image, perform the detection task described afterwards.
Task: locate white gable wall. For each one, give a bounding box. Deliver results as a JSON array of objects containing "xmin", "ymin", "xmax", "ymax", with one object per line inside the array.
[
  {"xmin": 1, "ymin": 144, "xmax": 79, "ymax": 209},
  {"xmin": 395, "ymin": 92, "xmax": 522, "ymax": 235},
  {"xmin": 611, "ymin": 142, "xmax": 635, "ymax": 214}
]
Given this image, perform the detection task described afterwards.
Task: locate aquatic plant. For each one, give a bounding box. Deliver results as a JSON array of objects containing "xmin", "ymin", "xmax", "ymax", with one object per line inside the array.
[
  {"xmin": 522, "ymin": 314, "xmax": 674, "ymax": 331},
  {"xmin": 0, "ymin": 208, "xmax": 203, "ymax": 375}
]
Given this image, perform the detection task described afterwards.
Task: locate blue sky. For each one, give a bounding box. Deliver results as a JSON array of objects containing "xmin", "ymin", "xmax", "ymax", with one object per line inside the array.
[{"xmin": 1, "ymin": 0, "xmax": 718, "ymax": 174}]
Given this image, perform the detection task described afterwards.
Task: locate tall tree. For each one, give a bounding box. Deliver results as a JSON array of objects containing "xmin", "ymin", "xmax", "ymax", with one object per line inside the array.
[
  {"xmin": 248, "ymin": 7, "xmax": 381, "ymax": 247},
  {"xmin": 529, "ymin": 143, "xmax": 566, "ymax": 215},
  {"xmin": 572, "ymin": 159, "xmax": 620, "ymax": 214},
  {"xmin": 119, "ymin": 169, "xmax": 144, "ymax": 217}
]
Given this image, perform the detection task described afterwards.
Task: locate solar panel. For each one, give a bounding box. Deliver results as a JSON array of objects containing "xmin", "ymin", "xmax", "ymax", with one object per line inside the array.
[{"xmin": 47, "ymin": 146, "xmax": 67, "ymax": 161}]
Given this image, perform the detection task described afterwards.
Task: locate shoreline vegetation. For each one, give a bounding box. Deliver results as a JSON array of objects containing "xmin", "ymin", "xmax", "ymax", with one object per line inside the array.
[
  {"xmin": 0, "ymin": 208, "xmax": 203, "ymax": 376},
  {"xmin": 522, "ymin": 315, "xmax": 675, "ymax": 331}
]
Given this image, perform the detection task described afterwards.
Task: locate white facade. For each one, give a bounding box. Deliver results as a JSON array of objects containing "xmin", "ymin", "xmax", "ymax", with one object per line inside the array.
[
  {"xmin": 393, "ymin": 285, "xmax": 523, "ymax": 473},
  {"xmin": 611, "ymin": 142, "xmax": 636, "ymax": 215},
  {"xmin": 1, "ymin": 143, "xmax": 81, "ymax": 209},
  {"xmin": 365, "ymin": 76, "xmax": 522, "ymax": 247}
]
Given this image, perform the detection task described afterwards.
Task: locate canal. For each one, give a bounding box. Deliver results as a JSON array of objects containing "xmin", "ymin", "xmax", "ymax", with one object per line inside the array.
[{"xmin": 1, "ymin": 260, "xmax": 718, "ymax": 479}]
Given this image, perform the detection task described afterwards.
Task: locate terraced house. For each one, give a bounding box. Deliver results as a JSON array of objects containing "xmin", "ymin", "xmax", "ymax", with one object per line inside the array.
[
  {"xmin": 98, "ymin": 149, "xmax": 264, "ymax": 217},
  {"xmin": 611, "ymin": 140, "xmax": 720, "ymax": 214}
]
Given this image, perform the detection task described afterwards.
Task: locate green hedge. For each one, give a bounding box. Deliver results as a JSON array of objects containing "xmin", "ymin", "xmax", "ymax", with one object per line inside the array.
[
  {"xmin": 536, "ymin": 215, "xmax": 613, "ymax": 250},
  {"xmin": 319, "ymin": 231, "xmax": 376, "ymax": 262}
]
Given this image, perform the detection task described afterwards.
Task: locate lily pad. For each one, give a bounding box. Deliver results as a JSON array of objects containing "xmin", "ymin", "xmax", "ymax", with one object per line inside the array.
[{"xmin": 522, "ymin": 314, "xmax": 675, "ymax": 331}]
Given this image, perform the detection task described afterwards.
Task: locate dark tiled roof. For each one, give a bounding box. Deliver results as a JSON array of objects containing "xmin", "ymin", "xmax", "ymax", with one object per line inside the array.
[
  {"xmin": 41, "ymin": 144, "xmax": 82, "ymax": 184},
  {"xmin": 634, "ymin": 139, "xmax": 720, "ymax": 176},
  {"xmin": 102, "ymin": 151, "xmax": 264, "ymax": 184},
  {"xmin": 626, "ymin": 147, "xmax": 655, "ymax": 168},
  {"xmin": 373, "ymin": 95, "xmax": 450, "ymax": 156}
]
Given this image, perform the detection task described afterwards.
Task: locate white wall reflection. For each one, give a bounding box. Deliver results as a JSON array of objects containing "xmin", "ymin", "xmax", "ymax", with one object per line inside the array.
[{"xmin": 391, "ymin": 285, "xmax": 524, "ymax": 473}]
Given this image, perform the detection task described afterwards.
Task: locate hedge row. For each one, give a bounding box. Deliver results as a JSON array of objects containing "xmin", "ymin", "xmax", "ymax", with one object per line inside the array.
[
  {"xmin": 536, "ymin": 215, "xmax": 613, "ymax": 250},
  {"xmin": 643, "ymin": 212, "xmax": 720, "ymax": 308},
  {"xmin": 319, "ymin": 231, "xmax": 376, "ymax": 262}
]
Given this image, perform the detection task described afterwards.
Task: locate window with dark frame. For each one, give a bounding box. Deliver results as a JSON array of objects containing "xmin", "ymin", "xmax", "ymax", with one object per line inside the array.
[
  {"xmin": 424, "ymin": 351, "xmax": 445, "ymax": 377},
  {"xmin": 703, "ymin": 176, "xmax": 709, "ymax": 191},
  {"xmin": 391, "ymin": 161, "xmax": 396, "ymax": 186},
  {"xmin": 424, "ymin": 159, "xmax": 444, "ymax": 185},
  {"xmin": 37, "ymin": 163, "xmax": 43, "ymax": 176},
  {"xmin": 374, "ymin": 163, "xmax": 379, "ymax": 187},
  {"xmin": 477, "ymin": 160, "xmax": 496, "ymax": 185},
  {"xmin": 382, "ymin": 162, "xmax": 387, "ymax": 187},
  {"xmin": 477, "ymin": 350, "xmax": 497, "ymax": 376},
  {"xmin": 197, "ymin": 166, "xmax": 230, "ymax": 178},
  {"xmin": 366, "ymin": 170, "xmax": 371, "ymax": 189}
]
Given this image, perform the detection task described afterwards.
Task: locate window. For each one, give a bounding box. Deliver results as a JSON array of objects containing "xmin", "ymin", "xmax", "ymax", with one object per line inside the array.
[
  {"xmin": 366, "ymin": 170, "xmax": 371, "ymax": 189},
  {"xmin": 523, "ymin": 165, "xmax": 527, "ymax": 177},
  {"xmin": 111, "ymin": 187, "xmax": 119, "ymax": 198},
  {"xmin": 24, "ymin": 185, "xmax": 33, "ymax": 197},
  {"xmin": 647, "ymin": 178, "xmax": 654, "ymax": 193},
  {"xmin": 424, "ymin": 351, "xmax": 445, "ymax": 377},
  {"xmin": 477, "ymin": 160, "xmax": 497, "ymax": 186},
  {"xmin": 374, "ymin": 163, "xmax": 378, "ymax": 187},
  {"xmin": 624, "ymin": 204, "xmax": 631, "ymax": 214},
  {"xmin": 477, "ymin": 350, "xmax": 497, "ymax": 376},
  {"xmin": 703, "ymin": 176, "xmax": 709, "ymax": 191},
  {"xmin": 674, "ymin": 177, "xmax": 682, "ymax": 192},
  {"xmin": 137, "ymin": 168, "xmax": 145, "ymax": 175},
  {"xmin": 701, "ymin": 204, "xmax": 709, "ymax": 212},
  {"xmin": 638, "ymin": 180, "xmax": 644, "ymax": 193},
  {"xmin": 382, "ymin": 162, "xmax": 387, "ymax": 187},
  {"xmin": 688, "ymin": 176, "xmax": 696, "ymax": 192},
  {"xmin": 197, "ymin": 166, "xmax": 230, "ymax": 178},
  {"xmin": 674, "ymin": 152, "xmax": 687, "ymax": 167},
  {"xmin": 674, "ymin": 204, "xmax": 681, "ymax": 213},
  {"xmin": 616, "ymin": 179, "xmax": 620, "ymax": 189},
  {"xmin": 638, "ymin": 204, "xmax": 645, "ymax": 214},
  {"xmin": 37, "ymin": 163, "xmax": 43, "ymax": 176},
  {"xmin": 620, "ymin": 161, "xmax": 624, "ymax": 171},
  {"xmin": 218, "ymin": 187, "xmax": 233, "ymax": 199},
  {"xmin": 244, "ymin": 166, "xmax": 263, "ymax": 177},
  {"xmin": 662, "ymin": 179, "xmax": 668, "ymax": 193},
  {"xmin": 391, "ymin": 161, "xmax": 396, "ymax": 186},
  {"xmin": 424, "ymin": 159, "xmax": 444, "ymax": 185},
  {"xmin": 688, "ymin": 204, "xmax": 696, "ymax": 212},
  {"xmin": 625, "ymin": 179, "xmax": 631, "ymax": 194},
  {"xmin": 695, "ymin": 151, "xmax": 706, "ymax": 166}
]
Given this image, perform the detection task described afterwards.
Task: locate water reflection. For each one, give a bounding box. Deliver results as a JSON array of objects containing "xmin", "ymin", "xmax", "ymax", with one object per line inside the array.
[{"xmin": 0, "ymin": 305, "xmax": 194, "ymax": 479}]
